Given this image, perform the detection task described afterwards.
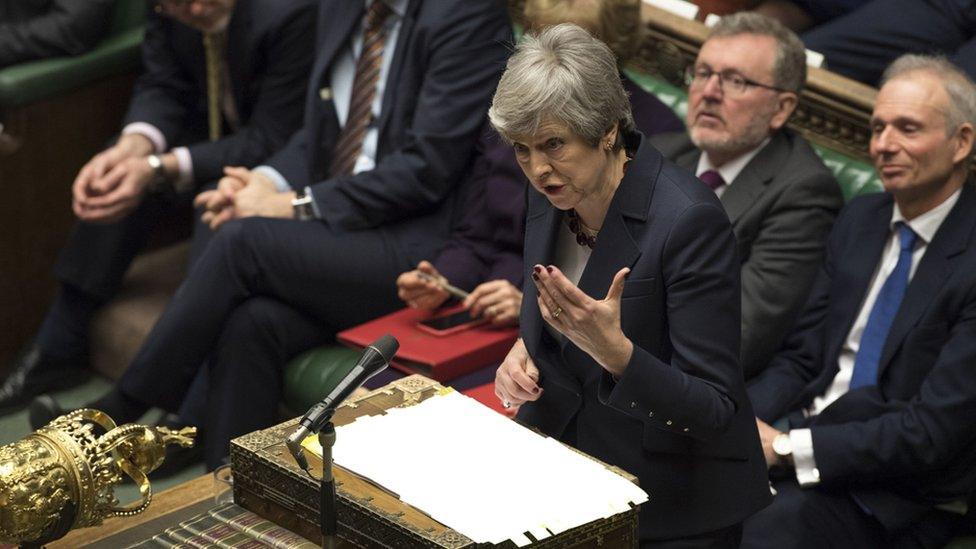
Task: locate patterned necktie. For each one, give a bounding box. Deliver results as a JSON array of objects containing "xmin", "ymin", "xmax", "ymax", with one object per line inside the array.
[
  {"xmin": 329, "ymin": 1, "xmax": 393, "ymax": 178},
  {"xmin": 849, "ymin": 222, "xmax": 918, "ymax": 389},
  {"xmin": 698, "ymin": 169, "xmax": 726, "ymax": 192},
  {"xmin": 203, "ymin": 31, "xmax": 225, "ymax": 142}
]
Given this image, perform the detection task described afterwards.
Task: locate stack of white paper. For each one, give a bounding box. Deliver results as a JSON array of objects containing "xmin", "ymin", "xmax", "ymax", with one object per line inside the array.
[{"xmin": 303, "ymin": 390, "xmax": 648, "ymax": 547}]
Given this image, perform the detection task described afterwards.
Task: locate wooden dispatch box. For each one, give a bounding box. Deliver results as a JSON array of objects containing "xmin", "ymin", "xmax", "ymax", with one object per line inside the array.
[{"xmin": 230, "ymin": 375, "xmax": 640, "ymax": 548}]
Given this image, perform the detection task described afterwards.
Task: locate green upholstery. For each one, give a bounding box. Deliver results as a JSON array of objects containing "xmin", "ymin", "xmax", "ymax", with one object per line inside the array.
[
  {"xmin": 282, "ymin": 345, "xmax": 364, "ymax": 415},
  {"xmin": 0, "ymin": 0, "xmax": 145, "ymax": 108}
]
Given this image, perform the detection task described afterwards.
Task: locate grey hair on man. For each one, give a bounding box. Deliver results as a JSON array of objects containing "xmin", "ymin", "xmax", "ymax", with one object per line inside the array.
[
  {"xmin": 881, "ymin": 54, "xmax": 976, "ymax": 136},
  {"xmin": 489, "ymin": 23, "xmax": 635, "ymax": 149},
  {"xmin": 710, "ymin": 12, "xmax": 807, "ymax": 93}
]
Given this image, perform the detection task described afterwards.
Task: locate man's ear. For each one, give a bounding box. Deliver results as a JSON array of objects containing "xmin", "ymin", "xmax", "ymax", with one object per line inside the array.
[
  {"xmin": 769, "ymin": 92, "xmax": 799, "ymax": 132},
  {"xmin": 952, "ymin": 123, "xmax": 974, "ymax": 165}
]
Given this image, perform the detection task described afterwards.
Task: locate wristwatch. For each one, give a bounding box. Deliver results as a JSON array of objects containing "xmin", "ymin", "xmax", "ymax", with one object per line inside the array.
[
  {"xmin": 772, "ymin": 432, "xmax": 793, "ymax": 459},
  {"xmin": 292, "ymin": 189, "xmax": 315, "ymax": 220},
  {"xmin": 146, "ymin": 154, "xmax": 169, "ymax": 191}
]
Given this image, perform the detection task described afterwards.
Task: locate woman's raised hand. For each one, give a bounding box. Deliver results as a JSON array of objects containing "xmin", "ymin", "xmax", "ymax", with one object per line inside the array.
[{"xmin": 532, "ymin": 264, "xmax": 634, "ymax": 376}]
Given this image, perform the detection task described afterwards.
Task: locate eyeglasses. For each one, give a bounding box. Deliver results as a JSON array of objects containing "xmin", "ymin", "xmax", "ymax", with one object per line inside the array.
[{"xmin": 684, "ymin": 65, "xmax": 788, "ymax": 96}]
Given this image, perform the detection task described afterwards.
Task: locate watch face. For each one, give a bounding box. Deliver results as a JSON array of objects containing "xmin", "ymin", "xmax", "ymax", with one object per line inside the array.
[{"xmin": 773, "ymin": 434, "xmax": 792, "ymax": 456}]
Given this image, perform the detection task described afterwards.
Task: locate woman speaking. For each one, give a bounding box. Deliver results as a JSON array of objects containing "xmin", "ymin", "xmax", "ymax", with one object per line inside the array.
[{"xmin": 490, "ymin": 25, "xmax": 770, "ymax": 547}]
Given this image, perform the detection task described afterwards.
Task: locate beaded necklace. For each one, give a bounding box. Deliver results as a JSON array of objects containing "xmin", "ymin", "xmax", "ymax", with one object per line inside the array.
[{"xmin": 566, "ymin": 209, "xmax": 598, "ymax": 249}]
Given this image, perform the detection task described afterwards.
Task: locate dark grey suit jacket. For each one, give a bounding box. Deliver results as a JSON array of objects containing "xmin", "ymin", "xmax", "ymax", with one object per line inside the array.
[{"xmin": 652, "ymin": 129, "xmax": 843, "ymax": 379}]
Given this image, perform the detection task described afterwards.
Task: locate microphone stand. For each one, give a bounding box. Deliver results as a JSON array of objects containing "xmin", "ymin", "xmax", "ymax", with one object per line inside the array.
[{"xmin": 318, "ymin": 422, "xmax": 338, "ymax": 549}]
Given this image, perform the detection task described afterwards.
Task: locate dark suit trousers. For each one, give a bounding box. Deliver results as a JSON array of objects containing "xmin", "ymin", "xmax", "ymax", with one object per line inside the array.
[
  {"xmin": 802, "ymin": 0, "xmax": 976, "ymax": 85},
  {"xmin": 42, "ymin": 187, "xmax": 214, "ymax": 362},
  {"xmin": 116, "ymin": 216, "xmax": 415, "ymax": 468},
  {"xmin": 741, "ymin": 478, "xmax": 963, "ymax": 548}
]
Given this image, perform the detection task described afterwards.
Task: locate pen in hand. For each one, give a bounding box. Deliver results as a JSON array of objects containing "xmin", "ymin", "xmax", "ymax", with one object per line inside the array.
[{"xmin": 416, "ymin": 271, "xmax": 470, "ymax": 301}]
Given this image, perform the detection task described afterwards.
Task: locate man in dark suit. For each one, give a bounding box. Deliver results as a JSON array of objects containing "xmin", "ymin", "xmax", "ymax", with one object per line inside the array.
[
  {"xmin": 0, "ymin": 0, "xmax": 114, "ymax": 68},
  {"xmin": 0, "ymin": 0, "xmax": 316, "ymax": 412},
  {"xmin": 742, "ymin": 55, "xmax": 976, "ymax": 548},
  {"xmin": 32, "ymin": 0, "xmax": 511, "ymax": 469},
  {"xmin": 652, "ymin": 12, "xmax": 842, "ymax": 380}
]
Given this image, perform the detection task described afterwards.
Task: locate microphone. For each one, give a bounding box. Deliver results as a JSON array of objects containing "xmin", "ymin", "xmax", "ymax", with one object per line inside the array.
[{"xmin": 286, "ymin": 334, "xmax": 398, "ymax": 471}]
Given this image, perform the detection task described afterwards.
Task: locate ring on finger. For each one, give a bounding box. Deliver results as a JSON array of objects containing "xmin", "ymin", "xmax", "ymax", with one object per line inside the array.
[
  {"xmin": 553, "ymin": 306, "xmax": 563, "ymax": 319},
  {"xmin": 503, "ymin": 400, "xmax": 512, "ymax": 409}
]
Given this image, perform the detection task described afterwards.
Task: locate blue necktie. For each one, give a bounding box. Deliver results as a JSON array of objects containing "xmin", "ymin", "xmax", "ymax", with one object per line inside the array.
[{"xmin": 850, "ymin": 222, "xmax": 918, "ymax": 389}]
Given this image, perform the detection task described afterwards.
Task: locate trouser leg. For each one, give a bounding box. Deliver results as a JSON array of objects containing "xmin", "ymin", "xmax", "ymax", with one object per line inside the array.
[
  {"xmin": 118, "ymin": 216, "xmax": 413, "ymax": 415},
  {"xmin": 204, "ymin": 297, "xmax": 333, "ymax": 469}
]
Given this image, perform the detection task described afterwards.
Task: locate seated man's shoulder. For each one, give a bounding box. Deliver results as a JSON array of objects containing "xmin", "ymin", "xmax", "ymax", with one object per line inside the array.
[
  {"xmin": 647, "ymin": 131, "xmax": 695, "ymax": 161},
  {"xmin": 249, "ymin": 0, "xmax": 316, "ymax": 18}
]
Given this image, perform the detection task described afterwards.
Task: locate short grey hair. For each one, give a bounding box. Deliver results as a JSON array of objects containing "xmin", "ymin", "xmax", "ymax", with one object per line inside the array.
[
  {"xmin": 881, "ymin": 54, "xmax": 976, "ymax": 135},
  {"xmin": 709, "ymin": 12, "xmax": 806, "ymax": 93},
  {"xmin": 489, "ymin": 23, "xmax": 635, "ymax": 149}
]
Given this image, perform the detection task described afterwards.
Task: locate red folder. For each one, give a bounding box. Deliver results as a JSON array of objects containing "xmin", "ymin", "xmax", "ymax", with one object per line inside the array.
[{"xmin": 337, "ymin": 306, "xmax": 518, "ymax": 382}]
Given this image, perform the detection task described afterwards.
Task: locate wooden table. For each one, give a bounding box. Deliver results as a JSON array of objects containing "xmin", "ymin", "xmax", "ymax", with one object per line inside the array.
[{"xmin": 49, "ymin": 474, "xmax": 215, "ymax": 548}]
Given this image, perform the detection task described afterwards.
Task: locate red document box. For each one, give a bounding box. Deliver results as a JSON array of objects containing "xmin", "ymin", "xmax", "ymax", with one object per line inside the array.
[{"xmin": 337, "ymin": 305, "xmax": 518, "ymax": 381}]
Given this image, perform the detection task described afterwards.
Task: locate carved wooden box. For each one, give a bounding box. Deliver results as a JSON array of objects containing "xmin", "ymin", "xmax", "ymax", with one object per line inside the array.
[{"xmin": 230, "ymin": 375, "xmax": 639, "ymax": 548}]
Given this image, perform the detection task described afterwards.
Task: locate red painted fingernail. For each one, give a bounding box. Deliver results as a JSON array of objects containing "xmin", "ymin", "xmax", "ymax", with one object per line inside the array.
[
  {"xmin": 533, "ymin": 265, "xmax": 542, "ymax": 274},
  {"xmin": 531, "ymin": 273, "xmax": 539, "ymax": 281},
  {"xmin": 532, "ymin": 387, "xmax": 540, "ymax": 394},
  {"xmin": 545, "ymin": 266, "xmax": 553, "ymax": 273}
]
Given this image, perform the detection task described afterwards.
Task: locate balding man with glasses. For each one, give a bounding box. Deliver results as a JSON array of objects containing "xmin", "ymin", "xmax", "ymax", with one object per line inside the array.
[{"xmin": 652, "ymin": 12, "xmax": 842, "ymax": 381}]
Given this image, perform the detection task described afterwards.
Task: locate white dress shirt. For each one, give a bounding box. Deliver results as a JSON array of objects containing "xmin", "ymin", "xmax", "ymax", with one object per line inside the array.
[
  {"xmin": 695, "ymin": 137, "xmax": 770, "ymax": 197},
  {"xmin": 790, "ymin": 188, "xmax": 962, "ymax": 487}
]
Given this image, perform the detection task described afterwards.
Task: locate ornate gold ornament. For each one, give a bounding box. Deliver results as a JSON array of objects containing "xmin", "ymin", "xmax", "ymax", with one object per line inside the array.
[{"xmin": 0, "ymin": 408, "xmax": 195, "ymax": 546}]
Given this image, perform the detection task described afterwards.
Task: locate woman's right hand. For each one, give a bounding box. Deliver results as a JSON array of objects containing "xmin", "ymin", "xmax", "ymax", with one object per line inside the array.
[
  {"xmin": 495, "ymin": 339, "xmax": 542, "ymax": 409},
  {"xmin": 396, "ymin": 260, "xmax": 450, "ymax": 310}
]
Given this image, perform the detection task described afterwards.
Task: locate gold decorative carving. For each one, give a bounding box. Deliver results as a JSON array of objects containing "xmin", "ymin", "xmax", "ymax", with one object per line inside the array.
[{"xmin": 0, "ymin": 409, "xmax": 195, "ymax": 546}]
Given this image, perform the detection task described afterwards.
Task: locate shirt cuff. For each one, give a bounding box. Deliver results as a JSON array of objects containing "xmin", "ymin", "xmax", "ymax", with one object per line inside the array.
[
  {"xmin": 253, "ymin": 166, "xmax": 292, "ymax": 192},
  {"xmin": 303, "ymin": 186, "xmax": 323, "ymax": 220},
  {"xmin": 121, "ymin": 123, "xmax": 167, "ymax": 154},
  {"xmin": 790, "ymin": 428, "xmax": 821, "ymax": 487},
  {"xmin": 171, "ymin": 147, "xmax": 194, "ymax": 193}
]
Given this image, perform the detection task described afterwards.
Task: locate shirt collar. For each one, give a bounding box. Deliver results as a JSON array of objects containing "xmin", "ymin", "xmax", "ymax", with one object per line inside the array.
[
  {"xmin": 367, "ymin": 0, "xmax": 407, "ymax": 18},
  {"xmin": 891, "ymin": 188, "xmax": 962, "ymax": 245},
  {"xmin": 696, "ymin": 137, "xmax": 772, "ymax": 187}
]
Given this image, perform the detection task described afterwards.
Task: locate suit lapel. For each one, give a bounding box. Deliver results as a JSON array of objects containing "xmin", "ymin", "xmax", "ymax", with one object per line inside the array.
[
  {"xmin": 226, "ymin": 0, "xmax": 252, "ymax": 111},
  {"xmin": 376, "ymin": 0, "xmax": 419, "ymax": 143},
  {"xmin": 878, "ymin": 183, "xmax": 976, "ymax": 377},
  {"xmin": 720, "ymin": 133, "xmax": 786, "ymax": 223},
  {"xmin": 575, "ymin": 143, "xmax": 653, "ymax": 303},
  {"xmin": 825, "ymin": 198, "xmax": 891, "ymax": 365},
  {"xmin": 307, "ymin": 0, "xmax": 364, "ymax": 176},
  {"xmin": 521, "ymin": 192, "xmax": 561, "ymax": 357},
  {"xmin": 673, "ymin": 146, "xmax": 699, "ymax": 173}
]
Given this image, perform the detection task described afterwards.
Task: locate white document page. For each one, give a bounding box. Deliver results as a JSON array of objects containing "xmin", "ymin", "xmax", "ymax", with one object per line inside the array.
[{"xmin": 303, "ymin": 390, "xmax": 648, "ymax": 546}]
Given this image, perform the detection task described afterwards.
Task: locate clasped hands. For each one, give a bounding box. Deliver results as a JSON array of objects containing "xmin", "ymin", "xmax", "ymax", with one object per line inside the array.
[
  {"xmin": 495, "ymin": 264, "xmax": 634, "ymax": 410},
  {"xmin": 195, "ymin": 167, "xmax": 295, "ymax": 230},
  {"xmin": 72, "ymin": 134, "xmax": 157, "ymax": 224}
]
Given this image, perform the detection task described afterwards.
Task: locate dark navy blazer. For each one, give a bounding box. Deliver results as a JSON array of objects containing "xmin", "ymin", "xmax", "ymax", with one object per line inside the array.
[
  {"xmin": 517, "ymin": 133, "xmax": 771, "ymax": 541},
  {"xmin": 749, "ymin": 181, "xmax": 976, "ymax": 532},
  {"xmin": 123, "ymin": 0, "xmax": 316, "ymax": 184}
]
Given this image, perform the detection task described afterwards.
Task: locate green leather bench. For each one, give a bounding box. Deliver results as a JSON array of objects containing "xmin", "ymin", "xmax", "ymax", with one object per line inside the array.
[
  {"xmin": 0, "ymin": 2, "xmax": 144, "ymax": 109},
  {"xmin": 0, "ymin": 0, "xmax": 146, "ymax": 368}
]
